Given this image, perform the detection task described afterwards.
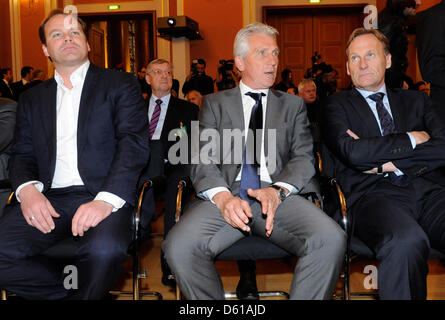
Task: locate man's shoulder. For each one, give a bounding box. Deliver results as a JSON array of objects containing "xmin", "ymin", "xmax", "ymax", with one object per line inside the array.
[
  {"xmin": 389, "ymin": 88, "xmax": 427, "ymax": 101},
  {"xmin": 171, "ymin": 96, "xmax": 199, "ymax": 113},
  {"xmin": 0, "ymin": 97, "xmax": 17, "ymax": 112}
]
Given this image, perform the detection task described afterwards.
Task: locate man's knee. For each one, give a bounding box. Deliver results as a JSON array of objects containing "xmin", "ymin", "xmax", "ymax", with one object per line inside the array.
[{"xmin": 379, "ymin": 231, "xmax": 429, "ymax": 261}]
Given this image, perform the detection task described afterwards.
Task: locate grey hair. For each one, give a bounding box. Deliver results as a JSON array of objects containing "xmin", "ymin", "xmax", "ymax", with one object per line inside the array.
[
  {"xmin": 146, "ymin": 58, "xmax": 173, "ymax": 73},
  {"xmin": 233, "ymin": 22, "xmax": 279, "ymax": 59},
  {"xmin": 298, "ymin": 79, "xmax": 317, "ymax": 94}
]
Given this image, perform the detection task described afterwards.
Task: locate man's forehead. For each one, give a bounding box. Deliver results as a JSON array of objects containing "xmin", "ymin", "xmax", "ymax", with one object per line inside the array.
[
  {"xmin": 45, "ymin": 14, "xmax": 80, "ymax": 32},
  {"xmin": 152, "ymin": 63, "xmax": 171, "ymax": 70},
  {"xmin": 349, "ymin": 34, "xmax": 382, "ymax": 52}
]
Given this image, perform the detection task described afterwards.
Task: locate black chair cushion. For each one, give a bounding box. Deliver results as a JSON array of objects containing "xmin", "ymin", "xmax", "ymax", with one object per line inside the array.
[{"xmin": 216, "ymin": 235, "xmax": 290, "ymax": 261}]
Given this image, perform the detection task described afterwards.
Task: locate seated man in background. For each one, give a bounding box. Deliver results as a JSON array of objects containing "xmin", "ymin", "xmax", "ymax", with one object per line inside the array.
[
  {"xmin": 323, "ymin": 28, "xmax": 445, "ymax": 299},
  {"xmin": 298, "ymin": 79, "xmax": 321, "ymax": 153},
  {"xmin": 138, "ymin": 59, "xmax": 199, "ymax": 287},
  {"xmin": 0, "ymin": 10, "xmax": 149, "ymax": 299},
  {"xmin": 0, "ymin": 97, "xmax": 16, "ymax": 218},
  {"xmin": 163, "ymin": 22, "xmax": 345, "ymax": 300},
  {"xmin": 185, "ymin": 89, "xmax": 202, "ymax": 108}
]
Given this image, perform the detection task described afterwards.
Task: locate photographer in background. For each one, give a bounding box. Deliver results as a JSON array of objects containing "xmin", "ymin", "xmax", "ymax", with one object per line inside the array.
[
  {"xmin": 216, "ymin": 59, "xmax": 238, "ymax": 91},
  {"xmin": 182, "ymin": 58, "xmax": 214, "ymax": 96},
  {"xmin": 274, "ymin": 68, "xmax": 296, "ymax": 93}
]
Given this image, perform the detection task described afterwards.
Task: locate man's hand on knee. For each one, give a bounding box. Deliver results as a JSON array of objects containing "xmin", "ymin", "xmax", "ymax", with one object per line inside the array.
[
  {"xmin": 19, "ymin": 184, "xmax": 60, "ymax": 234},
  {"xmin": 212, "ymin": 191, "xmax": 252, "ymax": 232},
  {"xmin": 248, "ymin": 187, "xmax": 281, "ymax": 237},
  {"xmin": 71, "ymin": 200, "xmax": 114, "ymax": 236}
]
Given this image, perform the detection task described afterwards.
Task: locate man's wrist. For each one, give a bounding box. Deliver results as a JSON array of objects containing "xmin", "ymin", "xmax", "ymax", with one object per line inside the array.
[{"xmin": 271, "ymin": 185, "xmax": 288, "ymax": 201}]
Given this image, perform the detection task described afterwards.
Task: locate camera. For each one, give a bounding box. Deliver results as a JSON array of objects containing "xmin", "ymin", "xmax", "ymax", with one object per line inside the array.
[
  {"xmin": 219, "ymin": 59, "xmax": 234, "ymax": 72},
  {"xmin": 311, "ymin": 52, "xmax": 322, "ymax": 65}
]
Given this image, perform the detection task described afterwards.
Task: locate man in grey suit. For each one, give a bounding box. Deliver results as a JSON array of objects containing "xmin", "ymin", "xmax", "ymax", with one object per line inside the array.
[
  {"xmin": 0, "ymin": 98, "xmax": 16, "ymax": 218},
  {"xmin": 163, "ymin": 23, "xmax": 346, "ymax": 300}
]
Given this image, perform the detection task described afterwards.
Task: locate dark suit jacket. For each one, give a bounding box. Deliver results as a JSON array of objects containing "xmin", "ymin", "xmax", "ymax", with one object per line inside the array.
[
  {"xmin": 11, "ymin": 80, "xmax": 27, "ymax": 101},
  {"xmin": 417, "ymin": 1, "xmax": 445, "ymax": 103},
  {"xmin": 0, "ymin": 98, "xmax": 16, "ymax": 217},
  {"xmin": 191, "ymin": 86, "xmax": 316, "ymax": 195},
  {"xmin": 323, "ymin": 88, "xmax": 445, "ymax": 208},
  {"xmin": 141, "ymin": 96, "xmax": 199, "ymax": 181},
  {"xmin": 9, "ymin": 63, "xmax": 150, "ymax": 207},
  {"xmin": 0, "ymin": 80, "xmax": 14, "ymax": 101}
]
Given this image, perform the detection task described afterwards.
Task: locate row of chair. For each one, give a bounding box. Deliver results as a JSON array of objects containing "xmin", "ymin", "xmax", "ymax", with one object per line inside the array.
[{"xmin": 2, "ymin": 146, "xmax": 445, "ymax": 300}]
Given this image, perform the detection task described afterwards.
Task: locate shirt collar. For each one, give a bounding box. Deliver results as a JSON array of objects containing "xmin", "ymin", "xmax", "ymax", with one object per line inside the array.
[
  {"xmin": 54, "ymin": 60, "xmax": 90, "ymax": 89},
  {"xmin": 356, "ymin": 84, "xmax": 387, "ymax": 101},
  {"xmin": 151, "ymin": 93, "xmax": 171, "ymax": 107},
  {"xmin": 239, "ymin": 80, "xmax": 269, "ymax": 97}
]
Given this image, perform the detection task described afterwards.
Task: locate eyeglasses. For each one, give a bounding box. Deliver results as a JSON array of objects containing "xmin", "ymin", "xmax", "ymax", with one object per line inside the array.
[{"xmin": 150, "ymin": 69, "xmax": 172, "ymax": 76}]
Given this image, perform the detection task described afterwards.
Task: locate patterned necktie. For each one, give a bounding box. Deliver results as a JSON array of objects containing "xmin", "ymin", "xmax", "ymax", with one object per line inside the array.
[
  {"xmin": 149, "ymin": 99, "xmax": 162, "ymax": 139},
  {"xmin": 239, "ymin": 92, "xmax": 264, "ymax": 203},
  {"xmin": 368, "ymin": 92, "xmax": 405, "ymax": 186},
  {"xmin": 368, "ymin": 92, "xmax": 395, "ymax": 136}
]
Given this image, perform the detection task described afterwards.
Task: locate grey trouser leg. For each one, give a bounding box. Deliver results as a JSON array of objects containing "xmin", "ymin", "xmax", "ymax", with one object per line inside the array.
[{"xmin": 163, "ymin": 193, "xmax": 345, "ymax": 300}]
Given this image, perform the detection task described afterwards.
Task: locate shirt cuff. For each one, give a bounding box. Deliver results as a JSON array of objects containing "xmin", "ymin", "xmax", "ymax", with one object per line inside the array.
[
  {"xmin": 15, "ymin": 181, "xmax": 44, "ymax": 202},
  {"xmin": 273, "ymin": 182, "xmax": 298, "ymax": 196},
  {"xmin": 407, "ymin": 132, "xmax": 417, "ymax": 149},
  {"xmin": 95, "ymin": 192, "xmax": 126, "ymax": 212},
  {"xmin": 200, "ymin": 187, "xmax": 231, "ymax": 204}
]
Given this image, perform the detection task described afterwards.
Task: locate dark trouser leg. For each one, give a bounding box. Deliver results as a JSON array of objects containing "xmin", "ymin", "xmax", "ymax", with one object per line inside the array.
[
  {"xmin": 352, "ymin": 181, "xmax": 429, "ymax": 300},
  {"xmin": 0, "ymin": 187, "xmax": 90, "ymax": 299},
  {"xmin": 72, "ymin": 205, "xmax": 133, "ymax": 300}
]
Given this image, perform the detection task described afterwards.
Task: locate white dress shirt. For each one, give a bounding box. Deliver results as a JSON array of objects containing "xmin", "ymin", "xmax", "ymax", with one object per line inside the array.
[
  {"xmin": 202, "ymin": 80, "xmax": 297, "ymax": 202},
  {"xmin": 16, "ymin": 60, "xmax": 125, "ymax": 211}
]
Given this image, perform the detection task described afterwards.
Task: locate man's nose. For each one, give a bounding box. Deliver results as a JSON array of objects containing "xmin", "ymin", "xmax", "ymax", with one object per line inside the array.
[{"xmin": 63, "ymin": 32, "xmax": 73, "ymax": 42}]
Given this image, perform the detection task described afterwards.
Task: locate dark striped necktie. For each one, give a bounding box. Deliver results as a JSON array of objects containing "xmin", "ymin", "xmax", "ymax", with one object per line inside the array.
[
  {"xmin": 368, "ymin": 92, "xmax": 405, "ymax": 186},
  {"xmin": 149, "ymin": 99, "xmax": 162, "ymax": 139},
  {"xmin": 368, "ymin": 92, "xmax": 395, "ymax": 136}
]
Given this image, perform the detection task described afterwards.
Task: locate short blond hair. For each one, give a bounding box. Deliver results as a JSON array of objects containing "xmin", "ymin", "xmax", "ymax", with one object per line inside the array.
[
  {"xmin": 297, "ymin": 79, "xmax": 316, "ymax": 94},
  {"xmin": 346, "ymin": 28, "xmax": 390, "ymax": 57},
  {"xmin": 146, "ymin": 59, "xmax": 172, "ymax": 73}
]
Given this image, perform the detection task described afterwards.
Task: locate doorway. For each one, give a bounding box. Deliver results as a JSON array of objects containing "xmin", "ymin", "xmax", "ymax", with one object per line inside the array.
[
  {"xmin": 264, "ymin": 5, "xmax": 366, "ymax": 90},
  {"xmin": 80, "ymin": 12, "xmax": 156, "ymax": 74}
]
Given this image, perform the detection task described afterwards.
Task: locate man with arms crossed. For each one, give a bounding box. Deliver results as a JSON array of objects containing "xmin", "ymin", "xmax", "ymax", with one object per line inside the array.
[{"xmin": 323, "ymin": 28, "xmax": 445, "ymax": 299}]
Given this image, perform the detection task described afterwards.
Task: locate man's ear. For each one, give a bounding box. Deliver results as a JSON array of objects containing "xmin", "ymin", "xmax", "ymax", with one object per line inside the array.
[
  {"xmin": 385, "ymin": 53, "xmax": 392, "ymax": 70},
  {"xmin": 235, "ymin": 56, "xmax": 245, "ymax": 72},
  {"xmin": 346, "ymin": 61, "xmax": 350, "ymax": 76},
  {"xmin": 145, "ymin": 74, "xmax": 151, "ymax": 85},
  {"xmin": 42, "ymin": 44, "xmax": 49, "ymax": 57},
  {"xmin": 87, "ymin": 43, "xmax": 91, "ymax": 52}
]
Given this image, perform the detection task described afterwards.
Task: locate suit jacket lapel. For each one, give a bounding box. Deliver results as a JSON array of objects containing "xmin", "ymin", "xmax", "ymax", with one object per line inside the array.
[
  {"xmin": 41, "ymin": 79, "xmax": 57, "ymax": 169},
  {"xmin": 264, "ymin": 89, "xmax": 281, "ymax": 159},
  {"xmin": 77, "ymin": 64, "xmax": 98, "ymax": 155},
  {"xmin": 225, "ymin": 87, "xmax": 244, "ymax": 132},
  {"xmin": 161, "ymin": 96, "xmax": 177, "ymax": 141},
  {"xmin": 349, "ymin": 89, "xmax": 382, "ymax": 136},
  {"xmin": 387, "ymin": 90, "xmax": 406, "ymax": 133}
]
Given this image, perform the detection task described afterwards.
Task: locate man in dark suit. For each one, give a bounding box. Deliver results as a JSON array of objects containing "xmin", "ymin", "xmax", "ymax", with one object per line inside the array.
[
  {"xmin": 0, "ymin": 68, "xmax": 14, "ymax": 100},
  {"xmin": 163, "ymin": 22, "xmax": 346, "ymax": 300},
  {"xmin": 0, "ymin": 98, "xmax": 16, "ymax": 218},
  {"xmin": 323, "ymin": 28, "xmax": 445, "ymax": 299},
  {"xmin": 0, "ymin": 10, "xmax": 149, "ymax": 300},
  {"xmin": 11, "ymin": 66, "xmax": 34, "ymax": 101},
  {"xmin": 138, "ymin": 58, "xmax": 199, "ymax": 287},
  {"xmin": 417, "ymin": 0, "xmax": 445, "ymax": 113}
]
